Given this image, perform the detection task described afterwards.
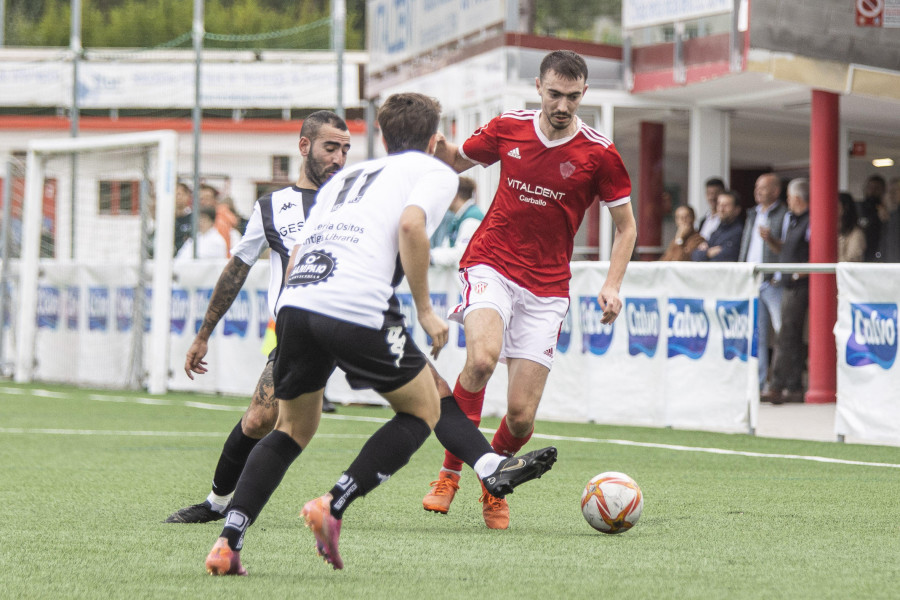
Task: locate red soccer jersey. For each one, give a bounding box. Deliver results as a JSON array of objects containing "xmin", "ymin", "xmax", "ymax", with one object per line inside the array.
[{"xmin": 459, "ymin": 110, "xmax": 632, "ymax": 297}]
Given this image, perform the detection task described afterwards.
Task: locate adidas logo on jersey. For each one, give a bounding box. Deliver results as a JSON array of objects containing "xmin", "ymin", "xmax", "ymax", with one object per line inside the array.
[{"xmin": 507, "ymin": 147, "xmax": 521, "ymax": 159}]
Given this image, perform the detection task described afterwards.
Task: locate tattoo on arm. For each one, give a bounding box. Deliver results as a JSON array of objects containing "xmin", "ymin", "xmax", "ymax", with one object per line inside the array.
[{"xmin": 198, "ymin": 257, "xmax": 251, "ymax": 339}]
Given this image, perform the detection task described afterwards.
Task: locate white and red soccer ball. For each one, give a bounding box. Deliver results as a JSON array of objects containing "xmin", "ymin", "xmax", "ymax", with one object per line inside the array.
[{"xmin": 581, "ymin": 471, "xmax": 643, "ymax": 534}]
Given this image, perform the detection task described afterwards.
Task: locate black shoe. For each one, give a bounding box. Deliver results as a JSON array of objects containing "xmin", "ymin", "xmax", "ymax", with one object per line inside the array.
[
  {"xmin": 164, "ymin": 500, "xmax": 225, "ymax": 523},
  {"xmin": 481, "ymin": 446, "xmax": 557, "ymax": 499},
  {"xmin": 322, "ymin": 397, "xmax": 337, "ymax": 413}
]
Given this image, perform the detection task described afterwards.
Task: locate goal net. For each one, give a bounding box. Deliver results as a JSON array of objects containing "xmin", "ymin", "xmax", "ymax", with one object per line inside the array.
[{"xmin": 14, "ymin": 131, "xmax": 177, "ymax": 393}]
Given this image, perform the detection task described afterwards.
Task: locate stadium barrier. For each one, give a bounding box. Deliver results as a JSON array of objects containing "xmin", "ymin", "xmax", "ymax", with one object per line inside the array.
[
  {"xmin": 833, "ymin": 264, "xmax": 900, "ymax": 445},
  {"xmin": 8, "ymin": 259, "xmax": 899, "ymax": 444}
]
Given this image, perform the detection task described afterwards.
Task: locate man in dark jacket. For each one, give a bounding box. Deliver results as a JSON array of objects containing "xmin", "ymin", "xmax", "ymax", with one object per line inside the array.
[{"xmin": 691, "ymin": 190, "xmax": 744, "ymax": 262}]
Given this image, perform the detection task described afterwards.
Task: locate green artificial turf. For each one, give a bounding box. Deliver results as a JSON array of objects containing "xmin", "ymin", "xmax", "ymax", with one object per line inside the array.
[{"xmin": 1, "ymin": 382, "xmax": 898, "ymax": 599}]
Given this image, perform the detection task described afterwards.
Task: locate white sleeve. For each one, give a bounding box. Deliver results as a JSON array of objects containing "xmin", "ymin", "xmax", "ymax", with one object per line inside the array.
[
  {"xmin": 231, "ymin": 202, "xmax": 267, "ymax": 266},
  {"xmin": 407, "ymin": 164, "xmax": 458, "ymax": 237},
  {"xmin": 174, "ymin": 239, "xmax": 192, "ymax": 262}
]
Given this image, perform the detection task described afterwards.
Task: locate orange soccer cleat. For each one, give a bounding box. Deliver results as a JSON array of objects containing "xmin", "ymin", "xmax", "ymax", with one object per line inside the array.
[{"xmin": 422, "ymin": 471, "xmax": 461, "ymax": 514}]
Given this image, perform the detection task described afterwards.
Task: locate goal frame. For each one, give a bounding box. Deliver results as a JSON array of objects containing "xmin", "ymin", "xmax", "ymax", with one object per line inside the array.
[{"xmin": 15, "ymin": 130, "xmax": 178, "ymax": 394}]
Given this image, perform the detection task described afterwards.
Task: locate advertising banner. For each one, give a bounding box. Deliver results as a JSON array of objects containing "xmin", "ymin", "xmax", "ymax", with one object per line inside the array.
[
  {"xmin": 834, "ymin": 264, "xmax": 900, "ymax": 444},
  {"xmin": 21, "ymin": 260, "xmax": 760, "ymax": 435}
]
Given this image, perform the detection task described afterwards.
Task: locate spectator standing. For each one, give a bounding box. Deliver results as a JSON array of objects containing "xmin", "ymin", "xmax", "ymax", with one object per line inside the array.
[
  {"xmin": 660, "ymin": 205, "xmax": 704, "ymax": 261},
  {"xmin": 697, "ymin": 177, "xmax": 726, "ymax": 240},
  {"xmin": 691, "ymin": 190, "xmax": 743, "ymax": 261},
  {"xmin": 838, "ymin": 192, "xmax": 866, "ymax": 262},
  {"xmin": 766, "ymin": 178, "xmax": 810, "ymax": 403},
  {"xmin": 430, "ymin": 176, "xmax": 483, "ymax": 267},
  {"xmin": 175, "ymin": 205, "xmax": 227, "ymax": 260},
  {"xmin": 200, "ymin": 183, "xmax": 239, "ymax": 256},
  {"xmin": 879, "ymin": 177, "xmax": 900, "ymax": 262},
  {"xmin": 739, "ymin": 173, "xmax": 789, "ymax": 396},
  {"xmin": 174, "ymin": 182, "xmax": 194, "ymax": 254},
  {"xmin": 858, "ymin": 174, "xmax": 885, "ymax": 262}
]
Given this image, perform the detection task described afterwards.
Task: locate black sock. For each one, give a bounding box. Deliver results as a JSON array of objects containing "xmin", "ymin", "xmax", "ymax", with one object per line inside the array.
[
  {"xmin": 328, "ymin": 412, "xmax": 430, "ymax": 519},
  {"xmin": 211, "ymin": 420, "xmax": 261, "ymax": 497},
  {"xmin": 220, "ymin": 430, "xmax": 302, "ymax": 550},
  {"xmin": 433, "ymin": 395, "xmax": 494, "ymax": 467}
]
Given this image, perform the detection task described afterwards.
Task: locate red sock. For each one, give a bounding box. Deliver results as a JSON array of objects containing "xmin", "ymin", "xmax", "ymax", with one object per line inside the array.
[
  {"xmin": 491, "ymin": 416, "xmax": 532, "ymax": 457},
  {"xmin": 441, "ymin": 378, "xmax": 485, "ymax": 472}
]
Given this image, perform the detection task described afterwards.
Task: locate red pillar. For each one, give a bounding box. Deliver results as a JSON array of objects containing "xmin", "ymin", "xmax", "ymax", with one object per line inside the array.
[
  {"xmin": 638, "ymin": 121, "xmax": 664, "ymax": 260},
  {"xmin": 807, "ymin": 90, "xmax": 839, "ymax": 404}
]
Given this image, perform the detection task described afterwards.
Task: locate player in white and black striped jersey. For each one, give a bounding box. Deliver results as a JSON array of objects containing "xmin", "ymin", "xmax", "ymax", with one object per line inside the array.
[
  {"xmin": 165, "ymin": 110, "xmax": 351, "ymax": 525},
  {"xmin": 205, "ymin": 93, "xmax": 557, "ymax": 575}
]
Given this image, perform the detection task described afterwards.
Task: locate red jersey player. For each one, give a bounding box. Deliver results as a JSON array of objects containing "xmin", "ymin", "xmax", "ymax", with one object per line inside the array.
[{"xmin": 423, "ymin": 50, "xmax": 637, "ymax": 529}]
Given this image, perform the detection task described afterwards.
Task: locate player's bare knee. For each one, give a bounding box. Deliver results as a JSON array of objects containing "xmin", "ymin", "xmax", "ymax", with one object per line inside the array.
[
  {"xmin": 419, "ymin": 397, "xmax": 440, "ymax": 430},
  {"xmin": 241, "ymin": 405, "xmax": 277, "ymax": 438},
  {"xmin": 465, "ymin": 353, "xmax": 498, "ymax": 387},
  {"xmin": 505, "ymin": 408, "xmax": 536, "ymax": 437}
]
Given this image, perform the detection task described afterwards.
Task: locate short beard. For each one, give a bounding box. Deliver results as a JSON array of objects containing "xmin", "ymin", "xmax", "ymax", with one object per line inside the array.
[{"xmin": 305, "ymin": 160, "xmax": 329, "ymax": 189}]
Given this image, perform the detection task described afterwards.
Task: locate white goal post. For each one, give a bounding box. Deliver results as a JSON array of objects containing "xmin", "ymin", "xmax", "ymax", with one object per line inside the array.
[{"xmin": 15, "ymin": 130, "xmax": 177, "ymax": 394}]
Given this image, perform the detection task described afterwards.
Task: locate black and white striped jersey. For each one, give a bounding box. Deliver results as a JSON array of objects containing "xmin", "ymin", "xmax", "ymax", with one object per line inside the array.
[
  {"xmin": 231, "ymin": 185, "xmax": 316, "ymax": 319},
  {"xmin": 276, "ymin": 151, "xmax": 457, "ymax": 330}
]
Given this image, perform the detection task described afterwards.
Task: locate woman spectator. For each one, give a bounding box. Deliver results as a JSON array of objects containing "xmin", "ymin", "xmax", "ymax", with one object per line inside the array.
[
  {"xmin": 838, "ymin": 192, "xmax": 866, "ymax": 262},
  {"xmin": 660, "ymin": 205, "xmax": 705, "ymax": 261}
]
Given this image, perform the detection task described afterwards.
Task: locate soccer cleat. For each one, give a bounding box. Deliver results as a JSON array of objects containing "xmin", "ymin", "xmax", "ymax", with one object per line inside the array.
[
  {"xmin": 481, "ymin": 446, "xmax": 558, "ymax": 499},
  {"xmin": 301, "ymin": 495, "xmax": 344, "ymax": 570},
  {"xmin": 164, "ymin": 500, "xmax": 226, "ymax": 524},
  {"xmin": 422, "ymin": 471, "xmax": 461, "ymax": 514},
  {"xmin": 479, "ymin": 482, "xmax": 510, "ymax": 529},
  {"xmin": 205, "ymin": 537, "xmax": 247, "ymax": 576}
]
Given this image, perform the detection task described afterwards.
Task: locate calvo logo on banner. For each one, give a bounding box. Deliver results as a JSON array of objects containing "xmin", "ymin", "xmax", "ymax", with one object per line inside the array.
[
  {"xmin": 667, "ymin": 298, "xmax": 709, "ymax": 359},
  {"xmin": 581, "ymin": 296, "xmax": 614, "ymax": 356},
  {"xmin": 224, "ymin": 290, "xmax": 251, "ymax": 338},
  {"xmin": 625, "ymin": 297, "xmax": 659, "ymax": 358},
  {"xmin": 846, "ymin": 302, "xmax": 897, "ymax": 369},
  {"xmin": 716, "ymin": 300, "xmax": 751, "ymax": 362}
]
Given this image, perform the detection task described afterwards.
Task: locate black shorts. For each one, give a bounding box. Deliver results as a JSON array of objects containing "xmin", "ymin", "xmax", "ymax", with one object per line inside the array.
[{"xmin": 272, "ymin": 307, "xmax": 427, "ymax": 399}]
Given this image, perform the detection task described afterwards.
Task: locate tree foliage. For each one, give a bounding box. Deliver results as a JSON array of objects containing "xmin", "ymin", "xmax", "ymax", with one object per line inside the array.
[
  {"xmin": 3, "ymin": 0, "xmax": 366, "ymax": 50},
  {"xmin": 3, "ymin": 0, "xmax": 619, "ymax": 49}
]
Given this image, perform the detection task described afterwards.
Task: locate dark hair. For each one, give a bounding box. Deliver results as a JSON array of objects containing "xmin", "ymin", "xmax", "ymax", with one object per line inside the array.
[
  {"xmin": 539, "ymin": 50, "xmax": 588, "ymax": 82},
  {"xmin": 705, "ymin": 177, "xmax": 725, "ymax": 189},
  {"xmin": 377, "ymin": 93, "xmax": 442, "ymax": 153},
  {"xmin": 457, "ymin": 176, "xmax": 476, "ymax": 200},
  {"xmin": 198, "ymin": 205, "xmax": 217, "ymax": 221},
  {"xmin": 300, "ymin": 110, "xmax": 348, "ymax": 142},
  {"xmin": 676, "ymin": 204, "xmax": 696, "ymax": 220},
  {"xmin": 176, "ymin": 182, "xmax": 192, "ymax": 195},
  {"xmin": 838, "ymin": 192, "xmax": 858, "ymax": 235},
  {"xmin": 867, "ymin": 174, "xmax": 886, "ymax": 186},
  {"xmin": 200, "ymin": 183, "xmax": 219, "ymax": 199},
  {"xmin": 719, "ymin": 189, "xmax": 741, "ymax": 206}
]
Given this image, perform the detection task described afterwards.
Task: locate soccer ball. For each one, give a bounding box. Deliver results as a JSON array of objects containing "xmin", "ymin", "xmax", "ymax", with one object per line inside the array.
[{"xmin": 581, "ymin": 471, "xmax": 643, "ymax": 534}]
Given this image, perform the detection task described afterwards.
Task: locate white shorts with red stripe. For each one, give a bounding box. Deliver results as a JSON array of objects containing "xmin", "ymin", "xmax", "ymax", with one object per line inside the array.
[{"xmin": 449, "ymin": 264, "xmax": 569, "ymax": 369}]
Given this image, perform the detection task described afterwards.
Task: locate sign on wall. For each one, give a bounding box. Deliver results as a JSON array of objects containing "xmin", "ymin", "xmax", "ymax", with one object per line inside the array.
[
  {"xmin": 856, "ymin": 0, "xmax": 900, "ymax": 27},
  {"xmin": 0, "ymin": 61, "xmax": 362, "ymax": 109},
  {"xmin": 367, "ymin": 0, "xmax": 507, "ymax": 73},
  {"xmin": 623, "ymin": 0, "xmax": 733, "ymax": 29}
]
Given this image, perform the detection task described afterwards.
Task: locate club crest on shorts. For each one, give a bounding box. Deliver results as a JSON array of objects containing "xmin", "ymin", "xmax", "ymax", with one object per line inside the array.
[
  {"xmin": 286, "ymin": 250, "xmax": 337, "ymax": 286},
  {"xmin": 473, "ymin": 281, "xmax": 488, "ymax": 294},
  {"xmin": 560, "ymin": 161, "xmax": 575, "ymax": 179}
]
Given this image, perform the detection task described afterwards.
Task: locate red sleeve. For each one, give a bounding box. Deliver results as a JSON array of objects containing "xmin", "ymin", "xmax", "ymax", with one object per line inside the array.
[
  {"xmin": 594, "ymin": 143, "xmax": 632, "ymax": 203},
  {"xmin": 460, "ymin": 117, "xmax": 501, "ymax": 167}
]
